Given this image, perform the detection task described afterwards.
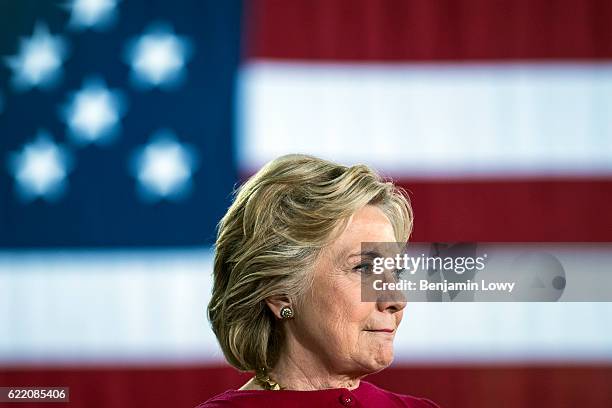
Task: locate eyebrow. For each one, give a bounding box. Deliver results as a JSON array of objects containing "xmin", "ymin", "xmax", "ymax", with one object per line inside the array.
[{"xmin": 347, "ymin": 250, "xmax": 383, "ymax": 260}]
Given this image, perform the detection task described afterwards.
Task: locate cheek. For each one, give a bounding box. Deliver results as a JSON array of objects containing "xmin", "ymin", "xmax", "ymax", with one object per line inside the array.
[
  {"xmin": 305, "ymin": 268, "xmax": 376, "ymax": 352},
  {"xmin": 339, "ymin": 291, "xmax": 372, "ymax": 333},
  {"xmin": 332, "ymin": 295, "xmax": 365, "ymax": 334},
  {"xmin": 302, "ymin": 286, "xmax": 353, "ymax": 339},
  {"xmin": 321, "ymin": 287, "xmax": 370, "ymax": 346},
  {"xmin": 339, "ymin": 302, "xmax": 377, "ymax": 353}
]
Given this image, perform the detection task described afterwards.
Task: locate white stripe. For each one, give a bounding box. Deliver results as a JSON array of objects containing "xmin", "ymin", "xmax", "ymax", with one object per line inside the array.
[
  {"xmin": 0, "ymin": 249, "xmax": 222, "ymax": 364},
  {"xmin": 1, "ymin": 249, "xmax": 611, "ymax": 364},
  {"xmin": 396, "ymin": 303, "xmax": 612, "ymax": 364},
  {"xmin": 238, "ymin": 62, "xmax": 612, "ymax": 178}
]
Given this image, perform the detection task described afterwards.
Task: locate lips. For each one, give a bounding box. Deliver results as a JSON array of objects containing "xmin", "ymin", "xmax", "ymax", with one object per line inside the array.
[{"xmin": 365, "ymin": 328, "xmax": 395, "ymax": 333}]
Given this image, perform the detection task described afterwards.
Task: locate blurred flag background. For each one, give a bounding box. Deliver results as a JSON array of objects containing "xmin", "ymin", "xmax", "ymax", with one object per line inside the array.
[{"xmin": 1, "ymin": 0, "xmax": 612, "ymax": 407}]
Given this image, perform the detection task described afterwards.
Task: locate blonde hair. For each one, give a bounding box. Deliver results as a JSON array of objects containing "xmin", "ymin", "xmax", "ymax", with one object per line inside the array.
[{"xmin": 207, "ymin": 154, "xmax": 413, "ymax": 372}]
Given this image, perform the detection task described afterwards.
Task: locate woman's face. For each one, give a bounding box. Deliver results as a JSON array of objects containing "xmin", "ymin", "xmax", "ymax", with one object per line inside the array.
[{"xmin": 291, "ymin": 205, "xmax": 406, "ymax": 377}]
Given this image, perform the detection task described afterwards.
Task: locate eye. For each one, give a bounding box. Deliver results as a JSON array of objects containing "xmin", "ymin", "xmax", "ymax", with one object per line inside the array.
[
  {"xmin": 393, "ymin": 268, "xmax": 407, "ymax": 279},
  {"xmin": 353, "ymin": 262, "xmax": 373, "ymax": 275}
]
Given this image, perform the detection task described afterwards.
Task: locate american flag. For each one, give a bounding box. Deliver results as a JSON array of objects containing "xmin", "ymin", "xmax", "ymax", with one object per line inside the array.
[
  {"xmin": 1, "ymin": 1, "xmax": 612, "ymax": 407},
  {"xmin": 0, "ymin": 0, "xmax": 238, "ymax": 247}
]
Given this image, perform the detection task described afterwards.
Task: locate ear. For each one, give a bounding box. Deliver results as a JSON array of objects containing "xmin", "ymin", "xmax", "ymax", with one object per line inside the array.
[{"xmin": 264, "ymin": 295, "xmax": 292, "ymax": 319}]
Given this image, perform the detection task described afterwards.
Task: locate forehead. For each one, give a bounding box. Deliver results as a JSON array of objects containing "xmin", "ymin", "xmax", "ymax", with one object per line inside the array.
[{"xmin": 333, "ymin": 205, "xmax": 395, "ymax": 254}]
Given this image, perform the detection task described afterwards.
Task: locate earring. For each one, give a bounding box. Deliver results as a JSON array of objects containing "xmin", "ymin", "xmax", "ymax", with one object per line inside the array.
[{"xmin": 280, "ymin": 306, "xmax": 294, "ymax": 319}]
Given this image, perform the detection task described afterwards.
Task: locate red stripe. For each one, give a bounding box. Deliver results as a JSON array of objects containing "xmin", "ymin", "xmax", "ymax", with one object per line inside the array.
[
  {"xmin": 246, "ymin": 0, "xmax": 612, "ymax": 61},
  {"xmin": 369, "ymin": 365, "xmax": 612, "ymax": 407},
  {"xmin": 238, "ymin": 170, "xmax": 612, "ymax": 242},
  {"xmin": 1, "ymin": 364, "xmax": 610, "ymax": 407},
  {"xmin": 400, "ymin": 179, "xmax": 612, "ymax": 242}
]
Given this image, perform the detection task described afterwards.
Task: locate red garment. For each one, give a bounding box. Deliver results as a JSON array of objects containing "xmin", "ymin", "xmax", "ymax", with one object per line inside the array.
[{"xmin": 196, "ymin": 380, "xmax": 439, "ymax": 407}]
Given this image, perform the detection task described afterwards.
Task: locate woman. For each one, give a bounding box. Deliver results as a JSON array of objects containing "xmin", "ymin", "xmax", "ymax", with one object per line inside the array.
[{"xmin": 198, "ymin": 154, "xmax": 439, "ymax": 407}]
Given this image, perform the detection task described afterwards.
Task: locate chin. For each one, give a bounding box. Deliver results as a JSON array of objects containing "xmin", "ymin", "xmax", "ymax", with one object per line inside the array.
[
  {"xmin": 364, "ymin": 350, "xmax": 395, "ymax": 373},
  {"xmin": 354, "ymin": 338, "xmax": 396, "ymax": 372},
  {"xmin": 367, "ymin": 360, "xmax": 393, "ymax": 374},
  {"xmin": 379, "ymin": 353, "xmax": 395, "ymax": 368}
]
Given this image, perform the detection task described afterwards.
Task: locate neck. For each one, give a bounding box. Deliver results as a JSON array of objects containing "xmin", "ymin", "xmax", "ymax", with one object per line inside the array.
[{"xmin": 267, "ymin": 334, "xmax": 362, "ymax": 391}]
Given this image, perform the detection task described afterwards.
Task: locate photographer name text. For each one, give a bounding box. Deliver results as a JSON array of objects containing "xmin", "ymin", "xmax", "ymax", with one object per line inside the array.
[{"xmin": 373, "ymin": 279, "xmax": 516, "ymax": 293}]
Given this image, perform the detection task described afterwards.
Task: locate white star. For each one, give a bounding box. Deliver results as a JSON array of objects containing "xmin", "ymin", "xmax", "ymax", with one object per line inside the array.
[
  {"xmin": 7, "ymin": 131, "xmax": 73, "ymax": 202},
  {"xmin": 5, "ymin": 23, "xmax": 68, "ymax": 90},
  {"xmin": 124, "ymin": 24, "xmax": 192, "ymax": 89},
  {"xmin": 62, "ymin": 78, "xmax": 126, "ymax": 145},
  {"xmin": 65, "ymin": 0, "xmax": 119, "ymax": 30},
  {"xmin": 130, "ymin": 130, "xmax": 198, "ymax": 201}
]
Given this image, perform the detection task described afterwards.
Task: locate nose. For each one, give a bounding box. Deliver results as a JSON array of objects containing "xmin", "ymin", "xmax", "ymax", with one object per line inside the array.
[
  {"xmin": 376, "ymin": 268, "xmax": 407, "ymax": 313},
  {"xmin": 376, "ymin": 290, "xmax": 407, "ymax": 313}
]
